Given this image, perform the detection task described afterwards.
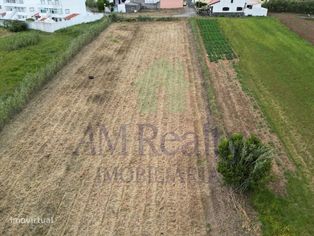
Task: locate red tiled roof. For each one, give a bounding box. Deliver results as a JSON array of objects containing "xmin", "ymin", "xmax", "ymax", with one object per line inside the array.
[
  {"xmin": 64, "ymin": 13, "xmax": 79, "ymax": 20},
  {"xmin": 209, "ymin": 0, "xmax": 220, "ymax": 5},
  {"xmin": 0, "ymin": 12, "xmax": 6, "ymax": 17}
]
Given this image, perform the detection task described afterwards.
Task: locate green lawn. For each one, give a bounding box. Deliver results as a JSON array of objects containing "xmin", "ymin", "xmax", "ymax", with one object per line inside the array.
[
  {"xmin": 0, "ymin": 21, "xmax": 105, "ymax": 99},
  {"xmin": 0, "ymin": 18, "xmax": 110, "ymax": 129},
  {"xmin": 216, "ymin": 17, "xmax": 314, "ymax": 235},
  {"xmin": 0, "ymin": 31, "xmax": 72, "ymax": 98}
]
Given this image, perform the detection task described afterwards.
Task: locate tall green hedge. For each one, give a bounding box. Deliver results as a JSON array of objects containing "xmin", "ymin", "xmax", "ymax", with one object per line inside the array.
[{"xmin": 263, "ymin": 0, "xmax": 314, "ymax": 14}]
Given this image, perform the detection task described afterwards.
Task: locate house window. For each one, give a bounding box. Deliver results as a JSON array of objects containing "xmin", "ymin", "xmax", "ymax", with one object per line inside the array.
[
  {"xmin": 247, "ymin": 5, "xmax": 253, "ymax": 9},
  {"xmin": 231, "ymin": 0, "xmax": 233, "ymax": 3},
  {"xmin": 236, "ymin": 7, "xmax": 243, "ymax": 11},
  {"xmin": 65, "ymin": 9, "xmax": 70, "ymax": 14},
  {"xmin": 222, "ymin": 7, "xmax": 229, "ymax": 11},
  {"xmin": 29, "ymin": 7, "xmax": 34, "ymax": 12}
]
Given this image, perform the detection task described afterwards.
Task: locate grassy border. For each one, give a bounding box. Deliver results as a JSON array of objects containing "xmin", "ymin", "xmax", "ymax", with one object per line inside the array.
[{"xmin": 0, "ymin": 17, "xmax": 112, "ymax": 131}]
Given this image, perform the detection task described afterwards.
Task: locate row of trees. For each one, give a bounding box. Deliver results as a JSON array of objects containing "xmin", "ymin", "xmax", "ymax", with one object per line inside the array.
[
  {"xmin": 263, "ymin": 0, "xmax": 314, "ymax": 14},
  {"xmin": 86, "ymin": 0, "xmax": 115, "ymax": 12}
]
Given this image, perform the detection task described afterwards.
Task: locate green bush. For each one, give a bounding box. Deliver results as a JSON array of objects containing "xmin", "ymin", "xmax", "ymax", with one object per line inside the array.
[
  {"xmin": 86, "ymin": 0, "xmax": 97, "ymax": 9},
  {"xmin": 217, "ymin": 134, "xmax": 272, "ymax": 192},
  {"xmin": 195, "ymin": 1, "xmax": 208, "ymax": 8},
  {"xmin": 3, "ymin": 20, "xmax": 28, "ymax": 32},
  {"xmin": 0, "ymin": 32, "xmax": 40, "ymax": 51},
  {"xmin": 263, "ymin": 0, "xmax": 314, "ymax": 14},
  {"xmin": 97, "ymin": 0, "xmax": 105, "ymax": 11}
]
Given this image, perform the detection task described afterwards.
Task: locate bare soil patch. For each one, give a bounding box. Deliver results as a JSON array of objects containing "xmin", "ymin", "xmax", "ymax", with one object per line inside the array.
[
  {"xmin": 0, "ymin": 22, "xmax": 252, "ymax": 235},
  {"xmin": 0, "ymin": 28, "xmax": 11, "ymax": 38},
  {"xmin": 271, "ymin": 13, "xmax": 314, "ymax": 44}
]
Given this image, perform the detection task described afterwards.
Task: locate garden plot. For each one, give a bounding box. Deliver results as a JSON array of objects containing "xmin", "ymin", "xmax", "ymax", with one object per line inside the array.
[{"xmin": 0, "ymin": 22, "xmax": 252, "ymax": 235}]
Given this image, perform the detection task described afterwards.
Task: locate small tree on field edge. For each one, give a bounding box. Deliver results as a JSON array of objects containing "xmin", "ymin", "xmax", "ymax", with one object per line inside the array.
[{"xmin": 217, "ymin": 133, "xmax": 272, "ymax": 192}]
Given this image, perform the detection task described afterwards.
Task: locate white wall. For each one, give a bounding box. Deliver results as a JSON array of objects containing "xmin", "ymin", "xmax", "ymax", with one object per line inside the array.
[
  {"xmin": 244, "ymin": 3, "xmax": 267, "ymax": 16},
  {"xmin": 27, "ymin": 13, "xmax": 103, "ymax": 32},
  {"xmin": 212, "ymin": 0, "xmax": 246, "ymax": 13},
  {"xmin": 0, "ymin": 0, "xmax": 87, "ymax": 20}
]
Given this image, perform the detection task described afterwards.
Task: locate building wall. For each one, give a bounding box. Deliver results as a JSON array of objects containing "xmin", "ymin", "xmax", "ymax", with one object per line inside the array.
[
  {"xmin": 212, "ymin": 0, "xmax": 246, "ymax": 13},
  {"xmin": 160, "ymin": 0, "xmax": 183, "ymax": 9},
  {"xmin": 0, "ymin": 0, "xmax": 87, "ymax": 20}
]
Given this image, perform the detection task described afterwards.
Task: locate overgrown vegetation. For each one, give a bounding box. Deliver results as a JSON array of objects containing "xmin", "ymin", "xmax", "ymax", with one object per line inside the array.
[
  {"xmin": 217, "ymin": 134, "xmax": 272, "ymax": 192},
  {"xmin": 218, "ymin": 17, "xmax": 314, "ymax": 235},
  {"xmin": 0, "ymin": 32, "xmax": 40, "ymax": 51},
  {"xmin": 3, "ymin": 20, "xmax": 28, "ymax": 32},
  {"xmin": 263, "ymin": 0, "xmax": 314, "ymax": 14},
  {"xmin": 195, "ymin": 1, "xmax": 208, "ymax": 8},
  {"xmin": 196, "ymin": 19, "xmax": 235, "ymax": 62},
  {"xmin": 0, "ymin": 17, "xmax": 111, "ymax": 130}
]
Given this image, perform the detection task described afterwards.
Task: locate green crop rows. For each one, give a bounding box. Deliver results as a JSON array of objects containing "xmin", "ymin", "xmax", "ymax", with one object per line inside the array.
[{"xmin": 197, "ymin": 19, "xmax": 235, "ymax": 62}]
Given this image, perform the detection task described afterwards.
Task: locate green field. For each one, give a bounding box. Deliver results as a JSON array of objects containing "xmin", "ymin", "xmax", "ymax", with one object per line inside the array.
[
  {"xmin": 216, "ymin": 17, "xmax": 314, "ymax": 235},
  {"xmin": 0, "ymin": 18, "xmax": 110, "ymax": 129}
]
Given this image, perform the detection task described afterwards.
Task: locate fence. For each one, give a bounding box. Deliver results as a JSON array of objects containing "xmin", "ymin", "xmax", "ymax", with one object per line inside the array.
[{"xmin": 0, "ymin": 13, "xmax": 104, "ymax": 33}]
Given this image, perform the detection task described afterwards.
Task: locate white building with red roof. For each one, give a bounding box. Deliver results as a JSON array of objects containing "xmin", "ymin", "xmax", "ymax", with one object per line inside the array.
[
  {"xmin": 0, "ymin": 0, "xmax": 87, "ymax": 22},
  {"xmin": 196, "ymin": 0, "xmax": 267, "ymax": 16}
]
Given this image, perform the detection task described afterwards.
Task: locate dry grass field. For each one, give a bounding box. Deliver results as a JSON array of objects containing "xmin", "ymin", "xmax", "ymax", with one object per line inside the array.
[{"xmin": 0, "ymin": 22, "xmax": 254, "ymax": 235}]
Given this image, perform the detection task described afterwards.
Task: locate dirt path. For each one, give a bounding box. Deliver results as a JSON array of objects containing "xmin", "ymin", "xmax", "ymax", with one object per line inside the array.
[{"xmin": 0, "ymin": 22, "xmax": 252, "ymax": 235}]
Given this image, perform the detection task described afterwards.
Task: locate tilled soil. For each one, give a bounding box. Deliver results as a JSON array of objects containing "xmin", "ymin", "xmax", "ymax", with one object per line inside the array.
[
  {"xmin": 0, "ymin": 22, "xmax": 252, "ymax": 235},
  {"xmin": 271, "ymin": 13, "xmax": 314, "ymax": 45}
]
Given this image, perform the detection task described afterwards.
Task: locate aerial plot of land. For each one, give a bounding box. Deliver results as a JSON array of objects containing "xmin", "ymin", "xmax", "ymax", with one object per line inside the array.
[
  {"xmin": 0, "ymin": 21, "xmax": 256, "ymax": 235},
  {"xmin": 0, "ymin": 4, "xmax": 314, "ymax": 236}
]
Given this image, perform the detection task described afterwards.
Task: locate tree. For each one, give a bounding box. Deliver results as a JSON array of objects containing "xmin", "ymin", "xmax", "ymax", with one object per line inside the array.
[
  {"xmin": 217, "ymin": 133, "xmax": 272, "ymax": 192},
  {"xmin": 86, "ymin": 0, "xmax": 97, "ymax": 9},
  {"xmin": 97, "ymin": 0, "xmax": 105, "ymax": 12}
]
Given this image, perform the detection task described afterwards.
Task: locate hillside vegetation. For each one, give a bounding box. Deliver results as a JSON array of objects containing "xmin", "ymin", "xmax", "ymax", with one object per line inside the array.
[
  {"xmin": 0, "ymin": 18, "xmax": 111, "ymax": 130},
  {"xmin": 218, "ymin": 17, "xmax": 314, "ymax": 235}
]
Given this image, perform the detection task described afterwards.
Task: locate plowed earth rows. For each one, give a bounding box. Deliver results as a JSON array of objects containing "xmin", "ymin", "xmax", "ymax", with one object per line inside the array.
[{"xmin": 0, "ymin": 22, "xmax": 252, "ymax": 235}]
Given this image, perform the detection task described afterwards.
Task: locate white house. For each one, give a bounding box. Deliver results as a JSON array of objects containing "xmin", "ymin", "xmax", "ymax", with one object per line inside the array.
[
  {"xmin": 0, "ymin": 0, "xmax": 87, "ymax": 22},
  {"xmin": 196, "ymin": 0, "xmax": 267, "ymax": 16}
]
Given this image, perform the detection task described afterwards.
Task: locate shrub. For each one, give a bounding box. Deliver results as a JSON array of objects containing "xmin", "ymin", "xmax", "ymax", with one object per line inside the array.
[
  {"xmin": 3, "ymin": 20, "xmax": 28, "ymax": 32},
  {"xmin": 97, "ymin": 0, "xmax": 105, "ymax": 11},
  {"xmin": 263, "ymin": 0, "xmax": 314, "ymax": 14},
  {"xmin": 195, "ymin": 1, "xmax": 208, "ymax": 8},
  {"xmin": 86, "ymin": 0, "xmax": 97, "ymax": 9},
  {"xmin": 217, "ymin": 133, "xmax": 272, "ymax": 192},
  {"xmin": 0, "ymin": 32, "xmax": 40, "ymax": 51}
]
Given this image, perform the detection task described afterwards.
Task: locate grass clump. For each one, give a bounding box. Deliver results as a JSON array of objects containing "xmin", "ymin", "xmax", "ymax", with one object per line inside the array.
[
  {"xmin": 218, "ymin": 134, "xmax": 272, "ymax": 192},
  {"xmin": 0, "ymin": 32, "xmax": 40, "ymax": 51}
]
